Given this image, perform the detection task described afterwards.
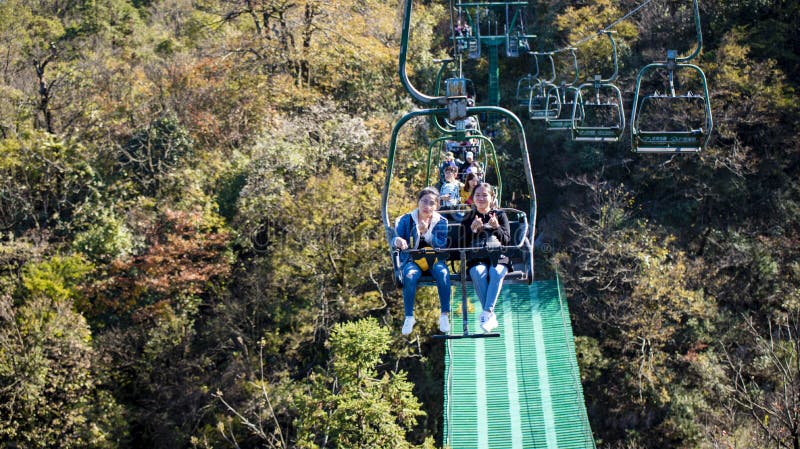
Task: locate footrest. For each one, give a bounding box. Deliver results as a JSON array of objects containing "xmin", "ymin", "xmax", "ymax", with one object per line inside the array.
[{"xmin": 433, "ymin": 332, "xmax": 500, "ymax": 340}]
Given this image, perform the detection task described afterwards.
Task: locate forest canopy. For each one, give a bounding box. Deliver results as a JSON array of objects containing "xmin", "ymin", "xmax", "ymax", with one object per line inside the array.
[{"xmin": 0, "ymin": 1, "xmax": 798, "ymax": 448}]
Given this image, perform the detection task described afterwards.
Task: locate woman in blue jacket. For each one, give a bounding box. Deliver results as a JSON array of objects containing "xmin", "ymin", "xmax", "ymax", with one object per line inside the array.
[{"xmin": 393, "ymin": 187, "xmax": 451, "ymax": 335}]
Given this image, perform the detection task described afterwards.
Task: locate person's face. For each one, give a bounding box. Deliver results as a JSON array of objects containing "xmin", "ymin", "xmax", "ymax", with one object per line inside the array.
[
  {"xmin": 418, "ymin": 193, "xmax": 438, "ymax": 216},
  {"xmin": 473, "ymin": 186, "xmax": 492, "ymax": 210},
  {"xmin": 469, "ymin": 176, "xmax": 478, "ymax": 187},
  {"xmin": 445, "ymin": 170, "xmax": 456, "ymax": 181}
]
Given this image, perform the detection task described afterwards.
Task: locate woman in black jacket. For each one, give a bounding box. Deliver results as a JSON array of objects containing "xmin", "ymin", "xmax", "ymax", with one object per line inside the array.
[{"xmin": 460, "ymin": 183, "xmax": 510, "ymax": 333}]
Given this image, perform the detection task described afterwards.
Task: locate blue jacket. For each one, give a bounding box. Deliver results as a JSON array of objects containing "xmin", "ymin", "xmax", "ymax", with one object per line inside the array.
[
  {"xmin": 393, "ymin": 209, "xmax": 448, "ymax": 266},
  {"xmin": 439, "ymin": 181, "xmax": 461, "ymax": 207}
]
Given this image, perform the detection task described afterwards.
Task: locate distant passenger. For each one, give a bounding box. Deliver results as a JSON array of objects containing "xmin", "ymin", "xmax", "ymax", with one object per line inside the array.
[
  {"xmin": 439, "ymin": 151, "xmax": 458, "ymax": 185},
  {"xmin": 455, "ymin": 19, "xmax": 471, "ymax": 37},
  {"xmin": 439, "ymin": 165, "xmax": 462, "ymax": 208},
  {"xmin": 459, "ymin": 151, "xmax": 475, "ymax": 180},
  {"xmin": 393, "ymin": 187, "xmax": 451, "ymax": 335},
  {"xmin": 461, "ymin": 172, "xmax": 480, "ymax": 205},
  {"xmin": 465, "ymin": 160, "xmax": 483, "ymax": 178},
  {"xmin": 460, "ymin": 183, "xmax": 510, "ymax": 333}
]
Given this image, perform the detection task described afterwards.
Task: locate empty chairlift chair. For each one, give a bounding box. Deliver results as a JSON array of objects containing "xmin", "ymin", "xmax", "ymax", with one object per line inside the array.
[
  {"xmin": 629, "ymin": 0, "xmax": 713, "ymax": 153},
  {"xmin": 516, "ymin": 73, "xmax": 538, "ymax": 110},
  {"xmin": 545, "ymin": 48, "xmax": 582, "ymax": 131},
  {"xmin": 527, "ymin": 53, "xmax": 558, "ymax": 120},
  {"xmin": 571, "ymin": 31, "xmax": 626, "ymax": 142},
  {"xmin": 630, "ymin": 50, "xmax": 712, "ymax": 152}
]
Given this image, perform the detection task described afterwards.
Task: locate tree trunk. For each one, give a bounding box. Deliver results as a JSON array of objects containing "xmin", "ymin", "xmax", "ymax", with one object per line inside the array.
[{"xmin": 34, "ymin": 58, "xmax": 54, "ymax": 134}]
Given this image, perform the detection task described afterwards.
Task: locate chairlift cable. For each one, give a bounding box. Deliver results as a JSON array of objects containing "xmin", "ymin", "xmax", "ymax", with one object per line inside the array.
[
  {"xmin": 449, "ymin": 0, "xmax": 459, "ymax": 58},
  {"xmin": 548, "ymin": 0, "xmax": 660, "ymax": 54}
]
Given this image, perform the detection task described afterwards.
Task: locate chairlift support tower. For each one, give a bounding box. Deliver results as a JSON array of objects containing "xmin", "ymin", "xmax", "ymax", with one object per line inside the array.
[{"xmin": 453, "ymin": 1, "xmax": 535, "ymax": 107}]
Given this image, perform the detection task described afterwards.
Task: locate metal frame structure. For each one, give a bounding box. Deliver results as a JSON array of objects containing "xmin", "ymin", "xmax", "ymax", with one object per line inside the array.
[
  {"xmin": 571, "ymin": 31, "xmax": 626, "ymax": 142},
  {"xmin": 629, "ymin": 0, "xmax": 713, "ymax": 153},
  {"xmin": 386, "ymin": 0, "xmax": 538, "ymax": 339}
]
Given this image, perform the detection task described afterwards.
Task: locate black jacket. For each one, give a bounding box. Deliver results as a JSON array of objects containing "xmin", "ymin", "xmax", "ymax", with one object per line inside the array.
[{"xmin": 460, "ymin": 208, "xmax": 511, "ymax": 268}]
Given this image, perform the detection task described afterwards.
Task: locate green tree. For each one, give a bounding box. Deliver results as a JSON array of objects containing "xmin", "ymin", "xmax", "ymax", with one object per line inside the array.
[
  {"xmin": 0, "ymin": 255, "xmax": 126, "ymax": 448},
  {"xmin": 119, "ymin": 114, "xmax": 194, "ymax": 196},
  {"xmin": 723, "ymin": 316, "xmax": 800, "ymax": 449},
  {"xmin": 558, "ymin": 177, "xmax": 717, "ymax": 444},
  {"xmin": 0, "ymin": 132, "xmax": 99, "ymax": 234},
  {"xmin": 293, "ymin": 318, "xmax": 433, "ymax": 449}
]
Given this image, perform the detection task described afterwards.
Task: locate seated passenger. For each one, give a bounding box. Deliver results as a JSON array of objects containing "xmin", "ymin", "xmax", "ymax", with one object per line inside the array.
[
  {"xmin": 393, "ymin": 187, "xmax": 451, "ymax": 335},
  {"xmin": 459, "ymin": 183, "xmax": 510, "ymax": 333},
  {"xmin": 459, "ymin": 150, "xmax": 474, "ymax": 180},
  {"xmin": 463, "ymin": 158, "xmax": 484, "ymax": 181},
  {"xmin": 439, "ymin": 165, "xmax": 462, "ymax": 208},
  {"xmin": 461, "ymin": 172, "xmax": 480, "ymax": 205},
  {"xmin": 455, "ymin": 19, "xmax": 472, "ymax": 37},
  {"xmin": 439, "ymin": 151, "xmax": 458, "ymax": 185}
]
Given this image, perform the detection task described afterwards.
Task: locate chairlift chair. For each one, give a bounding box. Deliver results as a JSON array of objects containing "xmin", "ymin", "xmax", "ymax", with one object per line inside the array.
[
  {"xmin": 571, "ymin": 82, "xmax": 625, "ymax": 142},
  {"xmin": 571, "ymin": 32, "xmax": 626, "ymax": 142},
  {"xmin": 425, "ymin": 133, "xmax": 498, "ymax": 189},
  {"xmin": 546, "ymin": 84, "xmax": 583, "ymax": 131},
  {"xmin": 545, "ymin": 48, "xmax": 582, "ymax": 131},
  {"xmin": 527, "ymin": 53, "xmax": 558, "ymax": 120},
  {"xmin": 381, "ymin": 106, "xmax": 537, "ymax": 339},
  {"xmin": 630, "ymin": 0, "xmax": 713, "ymax": 153},
  {"xmin": 630, "ymin": 51, "xmax": 712, "ymax": 153},
  {"xmin": 384, "ymin": 107, "xmax": 534, "ymax": 289}
]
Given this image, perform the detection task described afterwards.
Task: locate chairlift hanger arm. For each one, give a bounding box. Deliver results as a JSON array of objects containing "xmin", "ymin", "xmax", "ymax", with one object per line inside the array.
[
  {"xmin": 565, "ymin": 48, "xmax": 580, "ymax": 86},
  {"xmin": 530, "ymin": 52, "xmax": 556, "ymax": 84},
  {"xmin": 676, "ymin": 0, "xmax": 703, "ymax": 63},
  {"xmin": 548, "ymin": 49, "xmax": 580, "ymax": 87},
  {"xmin": 431, "ymin": 59, "xmax": 460, "ymax": 133},
  {"xmin": 596, "ymin": 31, "xmax": 619, "ymax": 83},
  {"xmin": 398, "ymin": 0, "xmax": 447, "ymax": 105},
  {"xmin": 527, "ymin": 53, "xmax": 540, "ymax": 79}
]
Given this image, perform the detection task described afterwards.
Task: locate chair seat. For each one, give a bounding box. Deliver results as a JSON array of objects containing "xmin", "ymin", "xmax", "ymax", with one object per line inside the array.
[{"xmin": 634, "ymin": 130, "xmax": 705, "ymax": 152}]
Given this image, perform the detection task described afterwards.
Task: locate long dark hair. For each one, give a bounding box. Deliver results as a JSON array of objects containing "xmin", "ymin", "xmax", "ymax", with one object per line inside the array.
[{"xmin": 464, "ymin": 172, "xmax": 480, "ymax": 199}]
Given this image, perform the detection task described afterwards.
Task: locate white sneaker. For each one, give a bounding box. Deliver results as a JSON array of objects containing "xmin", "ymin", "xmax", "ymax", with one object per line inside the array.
[
  {"xmin": 479, "ymin": 311, "xmax": 491, "ymax": 327},
  {"xmin": 480, "ymin": 311, "xmax": 498, "ymax": 333},
  {"xmin": 439, "ymin": 314, "xmax": 450, "ymax": 333},
  {"xmin": 401, "ymin": 316, "xmax": 416, "ymax": 335}
]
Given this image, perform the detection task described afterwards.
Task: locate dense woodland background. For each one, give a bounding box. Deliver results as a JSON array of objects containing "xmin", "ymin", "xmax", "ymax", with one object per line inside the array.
[{"xmin": 0, "ymin": 0, "xmax": 798, "ymax": 448}]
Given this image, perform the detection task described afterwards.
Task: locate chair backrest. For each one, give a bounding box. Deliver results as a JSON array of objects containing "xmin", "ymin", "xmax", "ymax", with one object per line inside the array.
[
  {"xmin": 507, "ymin": 220, "xmax": 527, "ymax": 247},
  {"xmin": 445, "ymin": 223, "xmax": 465, "ymax": 260}
]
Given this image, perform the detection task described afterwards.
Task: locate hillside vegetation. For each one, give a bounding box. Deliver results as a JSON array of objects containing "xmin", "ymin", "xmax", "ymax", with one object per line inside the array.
[{"xmin": 0, "ymin": 1, "xmax": 798, "ymax": 448}]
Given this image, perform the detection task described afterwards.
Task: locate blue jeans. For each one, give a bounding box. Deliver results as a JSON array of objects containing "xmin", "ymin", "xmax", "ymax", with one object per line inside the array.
[
  {"xmin": 469, "ymin": 263, "xmax": 508, "ymax": 312},
  {"xmin": 402, "ymin": 261, "xmax": 451, "ymax": 317}
]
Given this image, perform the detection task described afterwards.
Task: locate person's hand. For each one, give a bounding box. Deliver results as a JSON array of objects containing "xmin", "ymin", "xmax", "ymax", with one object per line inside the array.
[
  {"xmin": 394, "ymin": 237, "xmax": 408, "ymax": 250},
  {"xmin": 471, "ymin": 216, "xmax": 483, "ymax": 233},
  {"xmin": 487, "ymin": 214, "xmax": 499, "ymax": 229},
  {"xmin": 441, "ymin": 194, "xmax": 451, "ymax": 201}
]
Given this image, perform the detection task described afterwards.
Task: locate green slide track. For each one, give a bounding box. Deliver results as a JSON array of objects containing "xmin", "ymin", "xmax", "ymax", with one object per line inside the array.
[{"xmin": 443, "ymin": 280, "xmax": 595, "ymax": 449}]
